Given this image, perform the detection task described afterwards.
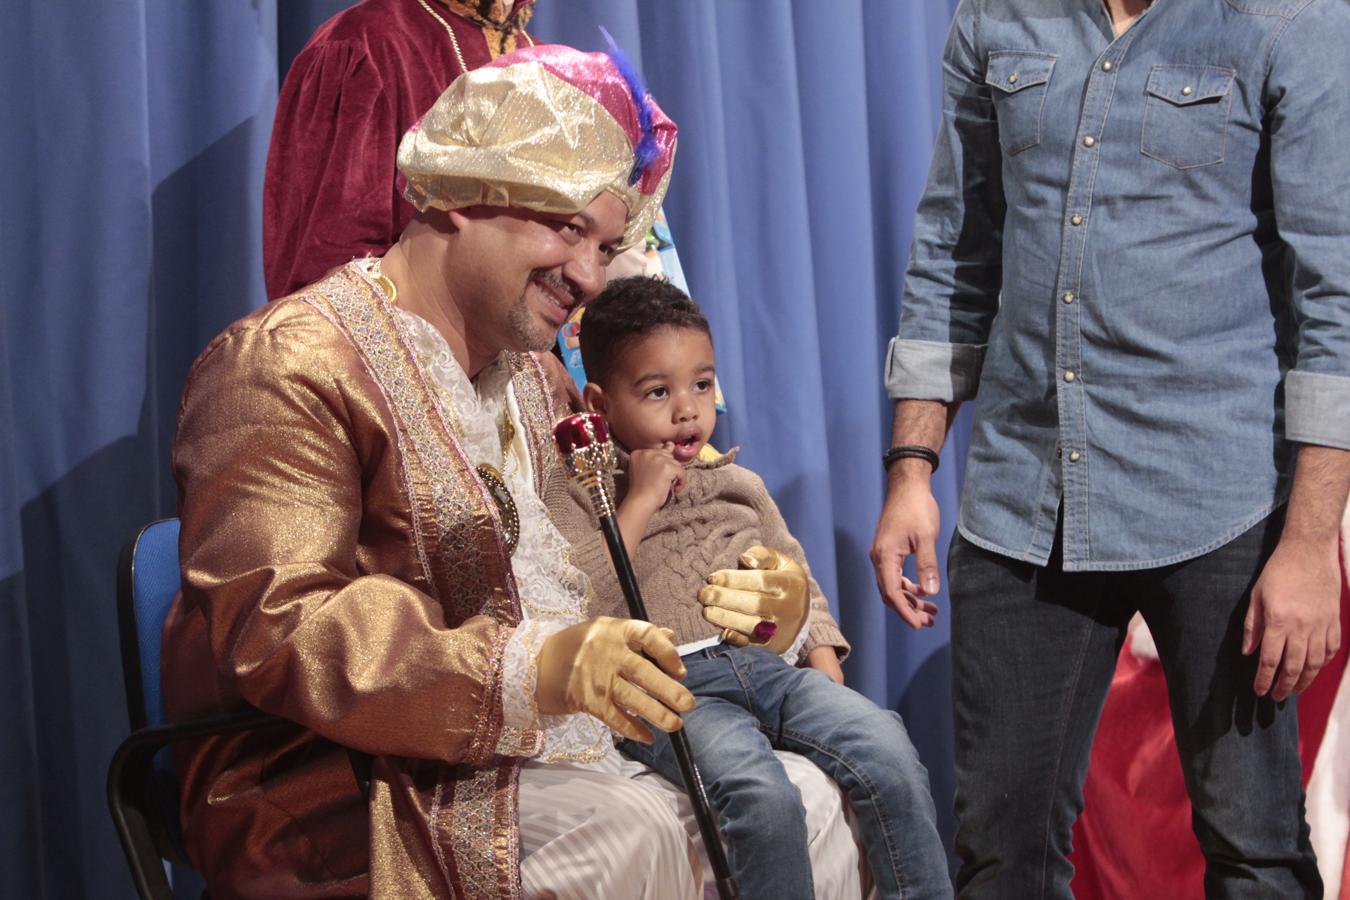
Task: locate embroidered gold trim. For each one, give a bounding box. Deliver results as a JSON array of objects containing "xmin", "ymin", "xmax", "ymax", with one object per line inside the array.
[
  {"xmin": 416, "ymin": 0, "xmax": 469, "ymax": 72},
  {"xmin": 447, "ymin": 764, "xmax": 522, "ymax": 898},
  {"xmin": 323, "ymin": 266, "xmax": 521, "ymax": 623},
  {"xmin": 511, "ymin": 354, "xmax": 555, "ymax": 497},
  {"xmin": 310, "ymin": 267, "xmax": 535, "ymax": 896}
]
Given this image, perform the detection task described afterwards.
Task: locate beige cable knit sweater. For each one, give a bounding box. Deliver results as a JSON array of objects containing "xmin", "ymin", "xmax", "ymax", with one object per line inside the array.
[{"xmin": 546, "ymin": 448, "xmax": 850, "ymax": 661}]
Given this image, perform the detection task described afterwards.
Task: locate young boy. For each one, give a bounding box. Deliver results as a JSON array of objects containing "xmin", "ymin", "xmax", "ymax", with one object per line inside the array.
[{"xmin": 547, "ymin": 276, "xmax": 951, "ymax": 900}]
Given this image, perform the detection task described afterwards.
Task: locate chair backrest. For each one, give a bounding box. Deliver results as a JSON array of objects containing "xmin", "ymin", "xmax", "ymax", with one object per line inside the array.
[{"xmin": 116, "ymin": 518, "xmax": 181, "ymax": 731}]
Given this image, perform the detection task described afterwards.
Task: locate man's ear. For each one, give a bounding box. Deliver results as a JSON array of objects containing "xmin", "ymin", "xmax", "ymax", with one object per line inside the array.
[{"xmin": 583, "ymin": 382, "xmax": 607, "ymax": 414}]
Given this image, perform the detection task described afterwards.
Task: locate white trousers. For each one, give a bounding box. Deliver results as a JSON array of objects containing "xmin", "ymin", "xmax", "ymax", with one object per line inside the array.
[{"xmin": 518, "ymin": 749, "xmax": 865, "ymax": 899}]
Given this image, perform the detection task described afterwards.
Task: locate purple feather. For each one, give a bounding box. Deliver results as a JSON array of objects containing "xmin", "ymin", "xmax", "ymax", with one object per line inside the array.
[{"xmin": 599, "ymin": 27, "xmax": 659, "ymax": 186}]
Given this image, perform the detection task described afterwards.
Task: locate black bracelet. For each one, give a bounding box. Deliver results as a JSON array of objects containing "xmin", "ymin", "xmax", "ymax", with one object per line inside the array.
[{"xmin": 883, "ymin": 444, "xmax": 940, "ymax": 473}]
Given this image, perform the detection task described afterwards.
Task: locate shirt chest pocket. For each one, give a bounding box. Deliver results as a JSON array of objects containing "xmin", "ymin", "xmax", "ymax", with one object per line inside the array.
[
  {"xmin": 986, "ymin": 50, "xmax": 1057, "ymax": 155},
  {"xmin": 1141, "ymin": 65, "xmax": 1236, "ymax": 169}
]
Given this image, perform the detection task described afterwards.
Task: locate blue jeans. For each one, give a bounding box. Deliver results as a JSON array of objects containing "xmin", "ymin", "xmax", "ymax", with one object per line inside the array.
[
  {"xmin": 621, "ymin": 644, "xmax": 951, "ymax": 900},
  {"xmin": 949, "ymin": 513, "xmax": 1321, "ymax": 898}
]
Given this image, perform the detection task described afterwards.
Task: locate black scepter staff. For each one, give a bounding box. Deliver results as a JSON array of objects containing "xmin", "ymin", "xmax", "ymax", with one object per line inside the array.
[{"xmin": 553, "ymin": 412, "xmax": 738, "ymax": 900}]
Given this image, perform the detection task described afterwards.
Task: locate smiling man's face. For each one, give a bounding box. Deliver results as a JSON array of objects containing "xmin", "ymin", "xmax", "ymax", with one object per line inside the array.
[{"xmin": 449, "ymin": 191, "xmax": 627, "ymax": 366}]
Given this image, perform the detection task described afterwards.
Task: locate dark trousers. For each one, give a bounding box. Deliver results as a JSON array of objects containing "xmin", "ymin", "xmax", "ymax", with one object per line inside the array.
[{"xmin": 949, "ymin": 513, "xmax": 1321, "ymax": 898}]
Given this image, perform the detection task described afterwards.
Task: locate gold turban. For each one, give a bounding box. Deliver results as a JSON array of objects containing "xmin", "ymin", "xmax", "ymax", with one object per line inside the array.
[{"xmin": 397, "ymin": 43, "xmax": 678, "ymax": 249}]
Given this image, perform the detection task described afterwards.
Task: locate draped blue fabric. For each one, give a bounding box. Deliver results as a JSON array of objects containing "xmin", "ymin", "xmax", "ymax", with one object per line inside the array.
[
  {"xmin": 1, "ymin": 1, "xmax": 965, "ymax": 893},
  {"xmin": 1, "ymin": 3, "xmax": 278, "ymax": 895}
]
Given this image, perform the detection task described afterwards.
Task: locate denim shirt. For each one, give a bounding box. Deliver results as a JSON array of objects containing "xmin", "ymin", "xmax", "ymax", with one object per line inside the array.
[{"xmin": 888, "ymin": 0, "xmax": 1350, "ymax": 571}]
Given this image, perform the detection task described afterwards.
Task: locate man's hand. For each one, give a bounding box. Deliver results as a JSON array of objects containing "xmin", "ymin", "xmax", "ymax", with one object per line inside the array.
[
  {"xmin": 1244, "ymin": 445, "xmax": 1350, "ymax": 700},
  {"xmin": 535, "ymin": 617, "xmax": 695, "ymax": 744},
  {"xmin": 1244, "ymin": 536, "xmax": 1342, "ymax": 701},
  {"xmin": 806, "ymin": 646, "xmax": 845, "ymax": 684},
  {"xmin": 870, "ymin": 475, "xmax": 942, "ymax": 629},
  {"xmin": 699, "ymin": 545, "xmax": 810, "ymax": 656}
]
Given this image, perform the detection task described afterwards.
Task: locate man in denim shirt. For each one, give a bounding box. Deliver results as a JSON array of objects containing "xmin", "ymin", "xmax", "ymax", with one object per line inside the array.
[{"xmin": 871, "ymin": 0, "xmax": 1350, "ymax": 895}]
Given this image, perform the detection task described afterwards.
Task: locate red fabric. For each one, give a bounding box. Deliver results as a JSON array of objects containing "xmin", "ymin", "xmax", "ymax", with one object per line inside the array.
[
  {"xmin": 1071, "ymin": 559, "xmax": 1350, "ymax": 899},
  {"xmin": 263, "ymin": 0, "xmax": 533, "ymax": 299}
]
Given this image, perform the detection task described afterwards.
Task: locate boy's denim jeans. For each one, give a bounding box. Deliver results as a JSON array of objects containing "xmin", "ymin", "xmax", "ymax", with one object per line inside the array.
[
  {"xmin": 621, "ymin": 644, "xmax": 951, "ymax": 900},
  {"xmin": 948, "ymin": 512, "xmax": 1321, "ymax": 898}
]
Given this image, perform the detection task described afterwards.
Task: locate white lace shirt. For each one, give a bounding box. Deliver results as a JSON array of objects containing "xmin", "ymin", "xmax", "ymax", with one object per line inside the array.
[{"xmin": 398, "ymin": 307, "xmax": 614, "ymax": 764}]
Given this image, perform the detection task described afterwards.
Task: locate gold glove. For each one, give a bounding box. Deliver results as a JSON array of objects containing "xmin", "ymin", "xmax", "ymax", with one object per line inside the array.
[
  {"xmin": 535, "ymin": 617, "xmax": 695, "ymax": 744},
  {"xmin": 698, "ymin": 545, "xmax": 810, "ymax": 656}
]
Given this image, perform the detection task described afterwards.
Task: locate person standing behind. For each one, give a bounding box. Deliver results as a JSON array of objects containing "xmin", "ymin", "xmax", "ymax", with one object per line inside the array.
[
  {"xmin": 264, "ymin": 0, "xmax": 537, "ymax": 299},
  {"xmin": 871, "ymin": 0, "xmax": 1350, "ymax": 896}
]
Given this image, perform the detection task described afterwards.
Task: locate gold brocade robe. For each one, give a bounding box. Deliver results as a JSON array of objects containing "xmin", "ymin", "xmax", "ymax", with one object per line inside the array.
[{"xmin": 162, "ymin": 264, "xmax": 569, "ymax": 898}]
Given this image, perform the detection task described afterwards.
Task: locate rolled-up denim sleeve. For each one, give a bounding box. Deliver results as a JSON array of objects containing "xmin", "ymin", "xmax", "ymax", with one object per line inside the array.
[
  {"xmin": 885, "ymin": 337, "xmax": 986, "ymax": 402},
  {"xmin": 1268, "ymin": 0, "xmax": 1350, "ymax": 449},
  {"xmin": 888, "ymin": 0, "xmax": 1004, "ymax": 402}
]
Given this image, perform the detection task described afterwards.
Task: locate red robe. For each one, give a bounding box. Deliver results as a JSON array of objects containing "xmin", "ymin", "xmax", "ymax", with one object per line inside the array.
[{"xmin": 263, "ymin": 0, "xmax": 535, "ymax": 299}]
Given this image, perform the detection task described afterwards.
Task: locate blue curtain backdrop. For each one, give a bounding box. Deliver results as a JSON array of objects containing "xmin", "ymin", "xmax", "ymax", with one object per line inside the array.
[{"xmin": 0, "ymin": 1, "xmax": 963, "ymax": 895}]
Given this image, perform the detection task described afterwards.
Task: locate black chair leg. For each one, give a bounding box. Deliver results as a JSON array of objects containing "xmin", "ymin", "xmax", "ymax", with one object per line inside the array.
[
  {"xmin": 108, "ymin": 734, "xmax": 175, "ymax": 900},
  {"xmin": 107, "ymin": 710, "xmax": 282, "ymax": 900}
]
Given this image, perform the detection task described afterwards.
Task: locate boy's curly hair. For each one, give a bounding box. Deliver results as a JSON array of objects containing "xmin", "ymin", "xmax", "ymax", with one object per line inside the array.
[{"xmin": 579, "ymin": 276, "xmax": 712, "ymax": 386}]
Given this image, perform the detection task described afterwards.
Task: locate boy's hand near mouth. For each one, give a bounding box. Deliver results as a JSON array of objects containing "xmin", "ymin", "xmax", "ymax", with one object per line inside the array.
[{"xmin": 616, "ymin": 442, "xmax": 687, "ymax": 551}]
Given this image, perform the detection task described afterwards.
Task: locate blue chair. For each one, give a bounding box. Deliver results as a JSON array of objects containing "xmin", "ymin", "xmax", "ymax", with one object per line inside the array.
[
  {"xmin": 108, "ymin": 518, "xmax": 373, "ymax": 898},
  {"xmin": 107, "ymin": 518, "xmax": 276, "ymax": 899}
]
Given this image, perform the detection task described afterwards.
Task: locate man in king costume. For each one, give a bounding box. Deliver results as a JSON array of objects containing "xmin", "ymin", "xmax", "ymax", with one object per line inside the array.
[{"xmin": 163, "ymin": 43, "xmax": 860, "ymax": 898}]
